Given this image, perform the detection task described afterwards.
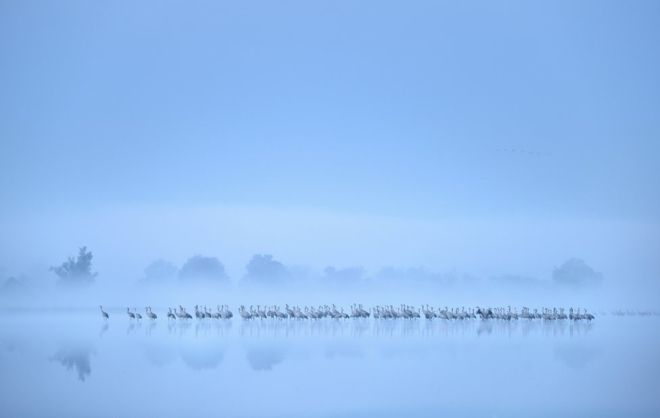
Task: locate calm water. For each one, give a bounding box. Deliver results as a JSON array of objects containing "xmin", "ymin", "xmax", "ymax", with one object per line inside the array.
[{"xmin": 1, "ymin": 310, "xmax": 659, "ymax": 417}]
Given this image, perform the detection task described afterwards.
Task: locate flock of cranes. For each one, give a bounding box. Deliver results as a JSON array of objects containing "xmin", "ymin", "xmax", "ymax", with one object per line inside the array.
[
  {"xmin": 122, "ymin": 306, "xmax": 157, "ymax": 320},
  {"xmin": 238, "ymin": 304, "xmax": 367, "ymax": 319},
  {"xmin": 99, "ymin": 304, "xmax": 596, "ymax": 321}
]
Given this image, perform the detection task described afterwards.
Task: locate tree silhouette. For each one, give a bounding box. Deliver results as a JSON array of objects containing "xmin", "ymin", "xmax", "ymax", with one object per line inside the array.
[
  {"xmin": 243, "ymin": 254, "xmax": 288, "ymax": 285},
  {"xmin": 142, "ymin": 259, "xmax": 177, "ymax": 283},
  {"xmin": 178, "ymin": 255, "xmax": 227, "ymax": 281},
  {"xmin": 552, "ymin": 258, "xmax": 603, "ymax": 287},
  {"xmin": 50, "ymin": 247, "xmax": 98, "ymax": 286}
]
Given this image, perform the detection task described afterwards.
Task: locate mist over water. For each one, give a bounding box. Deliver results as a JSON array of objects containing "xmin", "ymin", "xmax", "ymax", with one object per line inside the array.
[
  {"xmin": 2, "ymin": 235, "xmax": 655, "ymax": 418},
  {"xmin": 1, "ymin": 311, "xmax": 659, "ymax": 418},
  {"xmin": 2, "ymin": 0, "xmax": 660, "ymax": 416}
]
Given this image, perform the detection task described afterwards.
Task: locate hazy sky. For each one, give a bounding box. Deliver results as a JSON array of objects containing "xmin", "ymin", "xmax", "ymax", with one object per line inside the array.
[{"xmin": 1, "ymin": 1, "xmax": 659, "ymax": 290}]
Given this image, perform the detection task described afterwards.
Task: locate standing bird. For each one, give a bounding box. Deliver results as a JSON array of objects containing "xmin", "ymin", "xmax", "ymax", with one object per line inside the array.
[
  {"xmin": 134, "ymin": 308, "xmax": 142, "ymax": 320},
  {"xmin": 100, "ymin": 305, "xmax": 109, "ymax": 319},
  {"xmin": 179, "ymin": 306, "xmax": 192, "ymax": 319},
  {"xmin": 167, "ymin": 308, "xmax": 176, "ymax": 320},
  {"xmin": 222, "ymin": 305, "xmax": 233, "ymax": 319},
  {"xmin": 127, "ymin": 307, "xmax": 135, "ymax": 319},
  {"xmin": 146, "ymin": 306, "xmax": 157, "ymax": 320}
]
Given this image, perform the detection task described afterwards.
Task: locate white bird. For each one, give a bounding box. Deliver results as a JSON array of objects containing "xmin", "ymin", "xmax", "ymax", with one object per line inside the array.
[{"xmin": 100, "ymin": 305, "xmax": 109, "ymax": 319}]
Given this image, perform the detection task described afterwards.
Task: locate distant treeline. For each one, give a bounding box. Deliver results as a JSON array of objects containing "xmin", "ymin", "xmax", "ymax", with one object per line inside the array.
[{"xmin": 0, "ymin": 247, "xmax": 604, "ymax": 291}]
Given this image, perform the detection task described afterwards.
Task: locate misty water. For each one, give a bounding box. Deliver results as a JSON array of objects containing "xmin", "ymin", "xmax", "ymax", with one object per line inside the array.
[{"xmin": 1, "ymin": 310, "xmax": 659, "ymax": 418}]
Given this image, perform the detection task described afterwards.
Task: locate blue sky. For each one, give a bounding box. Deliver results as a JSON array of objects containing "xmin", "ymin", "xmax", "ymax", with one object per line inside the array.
[{"xmin": 1, "ymin": 1, "xmax": 659, "ymax": 291}]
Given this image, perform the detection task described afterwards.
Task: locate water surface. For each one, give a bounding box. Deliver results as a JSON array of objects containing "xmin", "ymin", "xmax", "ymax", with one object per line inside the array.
[{"xmin": 1, "ymin": 311, "xmax": 658, "ymax": 417}]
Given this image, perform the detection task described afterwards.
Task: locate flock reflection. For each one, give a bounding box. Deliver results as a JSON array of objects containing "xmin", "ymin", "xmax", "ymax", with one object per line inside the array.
[
  {"xmin": 231, "ymin": 317, "xmax": 594, "ymax": 338},
  {"xmin": 0, "ymin": 319, "xmax": 600, "ymax": 384}
]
